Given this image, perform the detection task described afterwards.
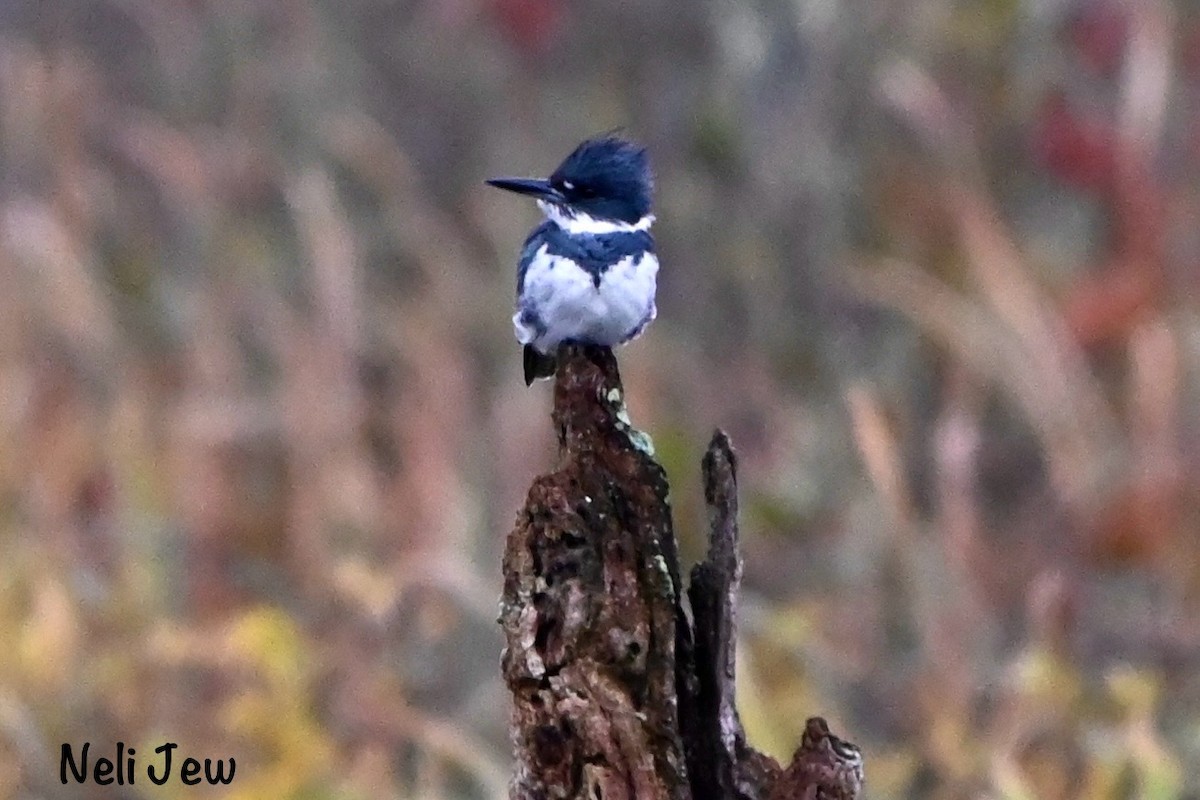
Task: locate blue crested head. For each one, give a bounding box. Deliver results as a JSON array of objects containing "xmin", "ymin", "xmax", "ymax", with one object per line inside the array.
[
  {"xmin": 548, "ymin": 137, "xmax": 652, "ymax": 223},
  {"xmin": 486, "ymin": 135, "xmax": 653, "ymax": 225}
]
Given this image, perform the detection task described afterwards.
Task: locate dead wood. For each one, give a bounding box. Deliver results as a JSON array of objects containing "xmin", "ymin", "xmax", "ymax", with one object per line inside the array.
[{"xmin": 499, "ymin": 344, "xmax": 862, "ymax": 800}]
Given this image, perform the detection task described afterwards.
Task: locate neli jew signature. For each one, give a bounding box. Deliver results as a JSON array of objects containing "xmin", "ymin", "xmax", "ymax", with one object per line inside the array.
[{"xmin": 61, "ymin": 742, "xmax": 235, "ymax": 786}]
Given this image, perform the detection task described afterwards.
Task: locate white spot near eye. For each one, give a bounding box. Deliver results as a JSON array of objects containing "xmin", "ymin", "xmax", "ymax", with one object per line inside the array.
[{"xmin": 562, "ymin": 181, "xmax": 574, "ymax": 190}]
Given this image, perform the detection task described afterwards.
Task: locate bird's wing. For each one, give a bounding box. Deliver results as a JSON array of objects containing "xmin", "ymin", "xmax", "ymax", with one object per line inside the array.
[{"xmin": 516, "ymin": 221, "xmax": 555, "ymax": 297}]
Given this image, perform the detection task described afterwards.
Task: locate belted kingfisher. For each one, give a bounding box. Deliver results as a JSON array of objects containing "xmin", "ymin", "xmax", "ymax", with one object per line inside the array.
[{"xmin": 486, "ymin": 136, "xmax": 659, "ymax": 385}]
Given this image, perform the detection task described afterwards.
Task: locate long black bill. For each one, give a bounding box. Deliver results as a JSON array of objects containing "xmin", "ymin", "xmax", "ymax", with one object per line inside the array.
[{"xmin": 485, "ymin": 177, "xmax": 565, "ymax": 203}]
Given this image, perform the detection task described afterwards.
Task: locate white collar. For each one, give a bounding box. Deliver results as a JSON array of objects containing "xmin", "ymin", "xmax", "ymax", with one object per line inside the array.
[{"xmin": 538, "ymin": 201, "xmax": 655, "ymax": 235}]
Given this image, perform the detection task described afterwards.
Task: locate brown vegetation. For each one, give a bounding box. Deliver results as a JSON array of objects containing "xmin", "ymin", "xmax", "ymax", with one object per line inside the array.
[{"xmin": 0, "ymin": 1, "xmax": 1198, "ymax": 798}]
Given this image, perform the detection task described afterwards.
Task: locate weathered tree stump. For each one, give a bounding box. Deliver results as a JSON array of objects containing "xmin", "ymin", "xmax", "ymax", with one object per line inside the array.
[{"xmin": 499, "ymin": 344, "xmax": 863, "ymax": 800}]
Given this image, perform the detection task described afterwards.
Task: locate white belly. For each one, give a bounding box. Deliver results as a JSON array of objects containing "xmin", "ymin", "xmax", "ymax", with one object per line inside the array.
[{"xmin": 514, "ymin": 246, "xmax": 658, "ymax": 352}]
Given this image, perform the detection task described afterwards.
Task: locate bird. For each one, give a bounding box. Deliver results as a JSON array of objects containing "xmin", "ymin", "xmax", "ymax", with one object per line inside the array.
[
  {"xmin": 768, "ymin": 717, "xmax": 864, "ymax": 800},
  {"xmin": 486, "ymin": 135, "xmax": 659, "ymax": 385}
]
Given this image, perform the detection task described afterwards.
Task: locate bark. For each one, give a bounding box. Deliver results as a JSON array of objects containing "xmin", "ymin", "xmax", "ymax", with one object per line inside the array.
[
  {"xmin": 500, "ymin": 344, "xmax": 861, "ymax": 800},
  {"xmin": 500, "ymin": 345, "xmax": 689, "ymax": 800},
  {"xmin": 688, "ymin": 431, "xmax": 782, "ymax": 800}
]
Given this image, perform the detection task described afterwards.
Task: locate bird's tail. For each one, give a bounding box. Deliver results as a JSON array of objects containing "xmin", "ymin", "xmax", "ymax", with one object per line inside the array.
[{"xmin": 523, "ymin": 346, "xmax": 557, "ymax": 386}]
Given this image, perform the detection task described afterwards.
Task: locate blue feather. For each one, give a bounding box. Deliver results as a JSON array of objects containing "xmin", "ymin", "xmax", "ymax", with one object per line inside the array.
[{"xmin": 517, "ymin": 222, "xmax": 655, "ymax": 295}]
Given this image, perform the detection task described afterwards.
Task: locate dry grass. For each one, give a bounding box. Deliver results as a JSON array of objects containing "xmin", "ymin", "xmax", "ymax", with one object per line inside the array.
[{"xmin": 0, "ymin": 1, "xmax": 1198, "ymax": 797}]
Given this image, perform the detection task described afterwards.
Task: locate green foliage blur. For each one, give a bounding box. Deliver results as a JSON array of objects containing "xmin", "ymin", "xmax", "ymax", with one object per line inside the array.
[{"xmin": 1, "ymin": 0, "xmax": 1198, "ymax": 797}]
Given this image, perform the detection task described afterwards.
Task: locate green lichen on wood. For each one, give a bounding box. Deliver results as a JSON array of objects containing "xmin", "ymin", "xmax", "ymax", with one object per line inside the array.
[{"xmin": 605, "ymin": 384, "xmax": 657, "ymax": 457}]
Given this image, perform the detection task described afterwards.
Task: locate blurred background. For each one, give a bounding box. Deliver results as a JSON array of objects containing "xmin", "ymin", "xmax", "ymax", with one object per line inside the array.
[{"xmin": 1, "ymin": 0, "xmax": 1198, "ymax": 797}]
